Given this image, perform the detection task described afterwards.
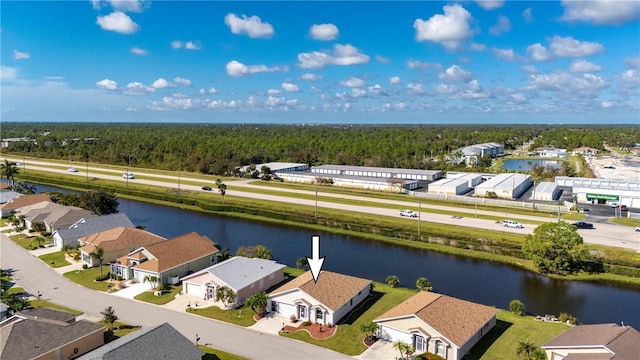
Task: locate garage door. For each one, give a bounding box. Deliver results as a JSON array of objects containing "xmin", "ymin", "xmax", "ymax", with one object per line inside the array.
[
  {"xmin": 274, "ymin": 302, "xmax": 295, "ymax": 317},
  {"xmin": 185, "ymin": 283, "xmax": 202, "ymax": 298}
]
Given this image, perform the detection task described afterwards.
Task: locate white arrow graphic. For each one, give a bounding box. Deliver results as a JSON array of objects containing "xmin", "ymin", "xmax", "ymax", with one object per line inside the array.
[{"xmin": 306, "ymin": 235, "xmax": 325, "ymax": 283}]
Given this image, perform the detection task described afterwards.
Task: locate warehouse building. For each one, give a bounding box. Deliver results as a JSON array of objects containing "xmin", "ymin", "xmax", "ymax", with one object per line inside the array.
[
  {"xmin": 275, "ymin": 171, "xmax": 419, "ymax": 192},
  {"xmin": 455, "ymin": 142, "xmax": 504, "ymax": 166},
  {"xmin": 428, "ymin": 173, "xmax": 483, "ymax": 195},
  {"xmin": 474, "ymin": 173, "xmax": 532, "ymax": 199},
  {"xmin": 240, "ymin": 162, "xmax": 309, "ymax": 173},
  {"xmin": 555, "ymin": 177, "xmax": 640, "ymax": 207},
  {"xmin": 311, "ymin": 165, "xmax": 442, "ymax": 181},
  {"xmin": 533, "ymin": 182, "xmax": 561, "ymax": 201}
]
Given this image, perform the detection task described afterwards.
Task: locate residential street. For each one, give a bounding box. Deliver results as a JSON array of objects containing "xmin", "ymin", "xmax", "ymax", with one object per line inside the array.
[{"xmin": 0, "ymin": 233, "xmax": 351, "ymax": 360}]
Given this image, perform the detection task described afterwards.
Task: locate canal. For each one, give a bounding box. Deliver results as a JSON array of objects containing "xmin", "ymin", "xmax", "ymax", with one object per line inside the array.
[{"xmin": 30, "ymin": 183, "xmax": 640, "ymax": 327}]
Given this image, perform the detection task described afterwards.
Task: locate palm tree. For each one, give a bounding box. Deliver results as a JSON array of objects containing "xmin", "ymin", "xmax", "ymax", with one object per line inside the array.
[
  {"xmin": 415, "ymin": 277, "xmax": 433, "ymax": 291},
  {"xmin": 0, "ymin": 160, "xmax": 19, "ymax": 187},
  {"xmin": 296, "ymin": 257, "xmax": 309, "ymax": 270},
  {"xmin": 143, "ymin": 275, "xmax": 159, "ymax": 290},
  {"xmin": 215, "ymin": 286, "xmax": 235, "ymax": 307},
  {"xmin": 392, "ymin": 340, "xmax": 413, "ymax": 360},
  {"xmin": 516, "ymin": 339, "xmax": 537, "ymax": 360},
  {"xmin": 386, "ymin": 275, "xmax": 400, "ymax": 288},
  {"xmin": 89, "ymin": 246, "xmax": 105, "ymax": 277},
  {"xmin": 245, "ymin": 291, "xmax": 268, "ymax": 315},
  {"xmin": 359, "ymin": 322, "xmax": 379, "ymax": 342},
  {"xmin": 216, "ymin": 179, "xmax": 227, "ymax": 204}
]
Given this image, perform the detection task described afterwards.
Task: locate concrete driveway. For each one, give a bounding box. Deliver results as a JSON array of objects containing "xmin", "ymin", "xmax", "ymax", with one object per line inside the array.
[
  {"xmin": 248, "ymin": 313, "xmax": 292, "ymax": 335},
  {"xmin": 111, "ymin": 281, "xmax": 149, "ymax": 299},
  {"xmin": 354, "ymin": 339, "xmax": 399, "ymax": 360}
]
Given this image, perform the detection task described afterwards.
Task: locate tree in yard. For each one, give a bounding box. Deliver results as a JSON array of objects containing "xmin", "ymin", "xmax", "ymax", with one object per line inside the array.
[
  {"xmin": 143, "ymin": 275, "xmax": 159, "ymax": 290},
  {"xmin": 392, "ymin": 340, "xmax": 414, "ymax": 360},
  {"xmin": 296, "ymin": 257, "xmax": 309, "ymax": 270},
  {"xmin": 215, "ymin": 179, "xmax": 227, "ymax": 204},
  {"xmin": 89, "ymin": 246, "xmax": 106, "ymax": 277},
  {"xmin": 386, "ymin": 275, "xmax": 400, "ymax": 288},
  {"xmin": 522, "ymin": 221, "xmax": 590, "ymax": 275},
  {"xmin": 359, "ymin": 322, "xmax": 379, "ymax": 342},
  {"xmin": 11, "ymin": 180, "xmax": 37, "ymax": 194},
  {"xmin": 245, "ymin": 291, "xmax": 268, "ymax": 315},
  {"xmin": 415, "ymin": 277, "xmax": 433, "ymax": 291},
  {"xmin": 101, "ymin": 306, "xmax": 118, "ymax": 330},
  {"xmin": 79, "ymin": 190, "xmax": 119, "ymax": 215},
  {"xmin": 235, "ymin": 245, "xmax": 273, "ymax": 260},
  {"xmin": 0, "ymin": 160, "xmax": 19, "ymax": 186},
  {"xmin": 509, "ymin": 299, "xmax": 525, "ymax": 316},
  {"xmin": 260, "ymin": 165, "xmax": 272, "ymax": 180},
  {"xmin": 516, "ymin": 339, "xmax": 546, "ymax": 360},
  {"xmin": 215, "ymin": 286, "xmax": 236, "ymax": 307}
]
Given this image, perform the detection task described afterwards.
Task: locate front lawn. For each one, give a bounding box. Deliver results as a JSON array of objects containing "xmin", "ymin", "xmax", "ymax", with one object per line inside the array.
[
  {"xmin": 63, "ymin": 266, "xmax": 112, "ymax": 291},
  {"xmin": 134, "ymin": 285, "xmax": 182, "ymax": 305},
  {"xmin": 10, "ymin": 233, "xmax": 51, "ymax": 250},
  {"xmin": 200, "ymin": 346, "xmax": 249, "ymax": 360},
  {"xmin": 187, "ymin": 304, "xmax": 257, "ymax": 327},
  {"xmin": 466, "ymin": 310, "xmax": 570, "ymax": 360},
  {"xmin": 38, "ymin": 251, "xmax": 71, "ymax": 268},
  {"xmin": 101, "ymin": 320, "xmax": 141, "ymax": 343},
  {"xmin": 280, "ymin": 282, "xmax": 417, "ymax": 356}
]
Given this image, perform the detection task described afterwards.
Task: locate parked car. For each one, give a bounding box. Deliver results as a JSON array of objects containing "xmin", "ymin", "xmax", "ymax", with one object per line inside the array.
[
  {"xmin": 202, "ymin": 186, "xmax": 212, "ymax": 191},
  {"xmin": 67, "ymin": 167, "xmax": 78, "ymax": 172},
  {"xmin": 399, "ymin": 210, "xmax": 418, "ymax": 218},
  {"xmin": 603, "ymin": 165, "xmax": 616, "ymax": 169},
  {"xmin": 572, "ymin": 221, "xmax": 594, "ymax": 229},
  {"xmin": 502, "ymin": 220, "xmax": 524, "ymax": 229},
  {"xmin": 620, "ymin": 205, "xmax": 628, "ymax": 211},
  {"xmin": 609, "ymin": 202, "xmax": 619, "ymax": 208}
]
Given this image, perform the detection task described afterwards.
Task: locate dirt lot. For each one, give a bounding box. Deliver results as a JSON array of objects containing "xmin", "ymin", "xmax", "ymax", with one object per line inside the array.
[{"xmin": 585, "ymin": 154, "xmax": 640, "ymax": 180}]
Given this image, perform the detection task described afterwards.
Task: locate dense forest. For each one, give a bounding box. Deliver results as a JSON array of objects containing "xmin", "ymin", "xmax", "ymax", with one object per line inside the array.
[{"xmin": 1, "ymin": 123, "xmax": 638, "ymax": 176}]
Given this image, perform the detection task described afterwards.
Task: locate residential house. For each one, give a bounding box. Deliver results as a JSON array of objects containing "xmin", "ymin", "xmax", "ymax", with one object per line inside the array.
[
  {"xmin": 181, "ymin": 256, "xmax": 285, "ymax": 305},
  {"xmin": 542, "ymin": 323, "xmax": 640, "ymax": 360},
  {"xmin": 374, "ymin": 291, "xmax": 497, "ymax": 360},
  {"xmin": 79, "ymin": 227, "xmax": 166, "ymax": 267},
  {"xmin": 112, "ymin": 232, "xmax": 219, "ymax": 285},
  {"xmin": 268, "ymin": 270, "xmax": 371, "ymax": 326},
  {"xmin": 455, "ymin": 142, "xmax": 504, "ymax": 166},
  {"xmin": 0, "ymin": 193, "xmax": 51, "ymax": 218},
  {"xmin": 572, "ymin": 147, "xmax": 600, "ymax": 156},
  {"xmin": 53, "ymin": 213, "xmax": 135, "ymax": 249},
  {"xmin": 0, "ymin": 189, "xmax": 21, "ymax": 205},
  {"xmin": 21, "ymin": 202, "xmax": 96, "ymax": 233},
  {"xmin": 0, "ymin": 308, "xmax": 104, "ymax": 360},
  {"xmin": 538, "ymin": 149, "xmax": 568, "ymax": 158},
  {"xmin": 78, "ymin": 323, "xmax": 203, "ymax": 360}
]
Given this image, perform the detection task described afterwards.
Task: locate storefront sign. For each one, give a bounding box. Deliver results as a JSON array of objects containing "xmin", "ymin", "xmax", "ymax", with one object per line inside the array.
[{"xmin": 586, "ymin": 193, "xmax": 619, "ymax": 201}]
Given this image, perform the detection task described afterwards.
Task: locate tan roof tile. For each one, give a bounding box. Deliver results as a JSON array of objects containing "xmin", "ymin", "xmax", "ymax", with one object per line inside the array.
[
  {"xmin": 1, "ymin": 193, "xmax": 51, "ymax": 211},
  {"xmin": 543, "ymin": 323, "xmax": 640, "ymax": 359},
  {"xmin": 132, "ymin": 232, "xmax": 218, "ymax": 273},
  {"xmin": 80, "ymin": 227, "xmax": 166, "ymax": 253},
  {"xmin": 270, "ymin": 271, "xmax": 371, "ymax": 312}
]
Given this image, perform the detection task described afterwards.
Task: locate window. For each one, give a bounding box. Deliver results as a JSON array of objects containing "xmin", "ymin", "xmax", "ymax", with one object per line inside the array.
[
  {"xmin": 316, "ymin": 309, "xmax": 323, "ymax": 320},
  {"xmin": 436, "ymin": 342, "xmax": 445, "ymax": 357}
]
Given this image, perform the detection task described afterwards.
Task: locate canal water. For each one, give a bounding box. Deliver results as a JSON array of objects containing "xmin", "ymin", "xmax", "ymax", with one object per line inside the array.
[
  {"xmin": 24, "ymin": 183, "xmax": 640, "ymax": 327},
  {"xmin": 501, "ymin": 159, "xmax": 563, "ymax": 171}
]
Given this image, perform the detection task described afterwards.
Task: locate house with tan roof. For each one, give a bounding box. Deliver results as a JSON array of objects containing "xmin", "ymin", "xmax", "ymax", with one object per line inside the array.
[
  {"xmin": 268, "ymin": 270, "xmax": 371, "ymax": 326},
  {"xmin": 0, "ymin": 193, "xmax": 51, "ymax": 217},
  {"xmin": 53, "ymin": 213, "xmax": 135, "ymax": 249},
  {"xmin": 79, "ymin": 226, "xmax": 166, "ymax": 267},
  {"xmin": 374, "ymin": 291, "xmax": 497, "ymax": 360},
  {"xmin": 541, "ymin": 323, "xmax": 640, "ymax": 360},
  {"xmin": 20, "ymin": 202, "xmax": 96, "ymax": 233},
  {"xmin": 112, "ymin": 232, "xmax": 219, "ymax": 285}
]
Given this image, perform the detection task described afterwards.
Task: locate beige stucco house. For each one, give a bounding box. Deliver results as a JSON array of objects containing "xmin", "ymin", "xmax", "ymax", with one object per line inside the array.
[
  {"xmin": 79, "ymin": 226, "xmax": 166, "ymax": 267},
  {"xmin": 112, "ymin": 232, "xmax": 219, "ymax": 285},
  {"xmin": 268, "ymin": 270, "xmax": 371, "ymax": 326},
  {"xmin": 0, "ymin": 193, "xmax": 51, "ymax": 218},
  {"xmin": 542, "ymin": 323, "xmax": 640, "ymax": 360},
  {"xmin": 374, "ymin": 291, "xmax": 497, "ymax": 360}
]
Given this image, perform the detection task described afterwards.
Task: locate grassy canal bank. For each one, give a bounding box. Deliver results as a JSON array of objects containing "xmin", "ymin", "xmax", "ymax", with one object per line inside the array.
[{"xmin": 14, "ymin": 170, "xmax": 640, "ymax": 288}]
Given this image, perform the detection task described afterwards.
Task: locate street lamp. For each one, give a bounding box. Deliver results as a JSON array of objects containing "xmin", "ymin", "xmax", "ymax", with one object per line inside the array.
[{"xmin": 418, "ymin": 198, "xmax": 421, "ymax": 237}]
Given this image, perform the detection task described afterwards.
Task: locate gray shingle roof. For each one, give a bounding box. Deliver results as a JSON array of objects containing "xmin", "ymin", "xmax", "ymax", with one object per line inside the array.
[
  {"xmin": 182, "ymin": 256, "xmax": 285, "ymax": 291},
  {"xmin": 78, "ymin": 323, "xmax": 204, "ymax": 360},
  {"xmin": 55, "ymin": 213, "xmax": 135, "ymax": 240},
  {"xmin": 0, "ymin": 190, "xmax": 21, "ymax": 204}
]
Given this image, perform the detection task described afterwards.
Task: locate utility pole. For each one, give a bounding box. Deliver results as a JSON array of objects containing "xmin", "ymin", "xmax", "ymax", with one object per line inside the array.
[
  {"xmin": 418, "ymin": 199, "xmax": 421, "ymax": 237},
  {"xmin": 315, "ymin": 182, "xmax": 318, "ymax": 223}
]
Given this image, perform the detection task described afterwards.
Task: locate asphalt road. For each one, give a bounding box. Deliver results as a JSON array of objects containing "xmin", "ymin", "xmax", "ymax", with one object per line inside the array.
[
  {"xmin": 0, "ymin": 233, "xmax": 350, "ymax": 360},
  {"xmin": 5, "ymin": 157, "xmax": 639, "ymax": 251}
]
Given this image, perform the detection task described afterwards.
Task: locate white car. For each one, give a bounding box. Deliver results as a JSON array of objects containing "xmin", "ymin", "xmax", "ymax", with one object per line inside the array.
[
  {"xmin": 503, "ymin": 220, "xmax": 524, "ymax": 229},
  {"xmin": 399, "ymin": 210, "xmax": 418, "ymax": 218},
  {"xmin": 635, "ymin": 227, "xmax": 640, "ymax": 232},
  {"xmin": 122, "ymin": 172, "xmax": 135, "ymax": 179},
  {"xmin": 610, "ymin": 202, "xmax": 619, "ymax": 208},
  {"xmin": 68, "ymin": 167, "xmax": 78, "ymax": 172}
]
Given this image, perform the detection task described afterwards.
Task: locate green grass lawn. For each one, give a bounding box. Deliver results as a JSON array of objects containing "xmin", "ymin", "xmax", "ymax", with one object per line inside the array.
[
  {"xmin": 9, "ymin": 233, "xmax": 50, "ymax": 250},
  {"xmin": 134, "ymin": 285, "xmax": 182, "ymax": 305},
  {"xmin": 610, "ymin": 217, "xmax": 640, "ymax": 227},
  {"xmin": 63, "ymin": 266, "xmax": 112, "ymax": 291},
  {"xmin": 466, "ymin": 310, "xmax": 570, "ymax": 360},
  {"xmin": 200, "ymin": 346, "xmax": 249, "ymax": 360},
  {"xmin": 187, "ymin": 304, "xmax": 257, "ymax": 327},
  {"xmin": 281, "ymin": 282, "xmax": 417, "ymax": 356},
  {"xmin": 101, "ymin": 320, "xmax": 141, "ymax": 343},
  {"xmin": 38, "ymin": 251, "xmax": 71, "ymax": 268}
]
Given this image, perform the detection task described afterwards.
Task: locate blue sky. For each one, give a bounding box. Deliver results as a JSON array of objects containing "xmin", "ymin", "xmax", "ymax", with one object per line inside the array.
[{"xmin": 1, "ymin": 0, "xmax": 639, "ymax": 124}]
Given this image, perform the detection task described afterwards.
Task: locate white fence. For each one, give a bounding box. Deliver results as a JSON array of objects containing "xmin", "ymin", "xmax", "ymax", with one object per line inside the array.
[
  {"xmin": 405, "ymin": 190, "xmax": 570, "ymax": 213},
  {"xmin": 629, "ymin": 212, "xmax": 640, "ymax": 219}
]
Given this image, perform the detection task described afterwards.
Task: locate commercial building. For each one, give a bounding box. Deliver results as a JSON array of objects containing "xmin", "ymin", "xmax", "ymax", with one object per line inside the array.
[
  {"xmin": 241, "ymin": 162, "xmax": 309, "ymax": 173},
  {"xmin": 428, "ymin": 173, "xmax": 483, "ymax": 195},
  {"xmin": 474, "ymin": 173, "xmax": 532, "ymax": 199},
  {"xmin": 555, "ymin": 177, "xmax": 640, "ymax": 207},
  {"xmin": 455, "ymin": 142, "xmax": 504, "ymax": 166},
  {"xmin": 311, "ymin": 165, "xmax": 442, "ymax": 181},
  {"xmin": 537, "ymin": 149, "xmax": 568, "ymax": 158},
  {"xmin": 532, "ymin": 182, "xmax": 561, "ymax": 201},
  {"xmin": 276, "ymin": 171, "xmax": 419, "ymax": 191}
]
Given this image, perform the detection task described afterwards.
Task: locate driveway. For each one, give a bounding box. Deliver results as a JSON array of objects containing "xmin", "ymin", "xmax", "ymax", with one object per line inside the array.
[
  {"xmin": 248, "ymin": 313, "xmax": 292, "ymax": 335},
  {"xmin": 354, "ymin": 340, "xmax": 399, "ymax": 360},
  {"xmin": 111, "ymin": 281, "xmax": 149, "ymax": 299}
]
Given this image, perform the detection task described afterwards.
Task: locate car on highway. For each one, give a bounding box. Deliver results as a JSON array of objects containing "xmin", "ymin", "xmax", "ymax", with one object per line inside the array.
[
  {"xmin": 502, "ymin": 220, "xmax": 524, "ymax": 229},
  {"xmin": 620, "ymin": 205, "xmax": 628, "ymax": 211},
  {"xmin": 202, "ymin": 186, "xmax": 212, "ymax": 191},
  {"xmin": 603, "ymin": 165, "xmax": 616, "ymax": 169},
  {"xmin": 67, "ymin": 167, "xmax": 78, "ymax": 172},
  {"xmin": 399, "ymin": 209, "xmax": 418, "ymax": 218},
  {"xmin": 122, "ymin": 172, "xmax": 134, "ymax": 179},
  {"xmin": 636, "ymin": 227, "xmax": 640, "ymax": 232},
  {"xmin": 609, "ymin": 202, "xmax": 619, "ymax": 208},
  {"xmin": 572, "ymin": 221, "xmax": 594, "ymax": 229}
]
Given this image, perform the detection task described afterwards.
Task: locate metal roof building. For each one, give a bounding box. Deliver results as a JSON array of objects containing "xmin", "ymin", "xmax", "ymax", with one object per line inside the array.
[
  {"xmin": 275, "ymin": 171, "xmax": 419, "ymax": 191},
  {"xmin": 533, "ymin": 181, "xmax": 561, "ymax": 201},
  {"xmin": 311, "ymin": 165, "xmax": 442, "ymax": 181},
  {"xmin": 555, "ymin": 176, "xmax": 640, "ymax": 208},
  {"xmin": 474, "ymin": 173, "xmax": 532, "ymax": 199}
]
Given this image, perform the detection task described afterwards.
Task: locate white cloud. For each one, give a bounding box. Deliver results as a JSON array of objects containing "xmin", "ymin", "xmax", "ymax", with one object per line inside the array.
[
  {"xmin": 492, "ymin": 48, "xmax": 517, "ymax": 61},
  {"xmin": 226, "ymin": 60, "xmax": 282, "ymax": 77},
  {"xmin": 432, "ymin": 83, "xmax": 456, "ymax": 94},
  {"xmin": 130, "ymin": 47, "xmax": 147, "ymax": 55},
  {"xmin": 489, "ymin": 15, "xmax": 511, "ymax": 35},
  {"xmin": 456, "ymin": 79, "xmax": 491, "ymax": 99},
  {"xmin": 522, "ymin": 65, "xmax": 538, "ymax": 74},
  {"xmin": 224, "ymin": 13, "xmax": 274, "ymax": 38},
  {"xmin": 298, "ymin": 44, "xmax": 369, "ymax": 69},
  {"xmin": 108, "ymin": 0, "xmax": 145, "ymax": 13},
  {"xmin": 522, "ymin": 7, "xmax": 534, "ymax": 22},
  {"xmin": 570, "ymin": 59, "xmax": 602, "ymax": 73},
  {"xmin": 389, "ymin": 76, "xmax": 401, "ymax": 84},
  {"xmin": 301, "ymin": 73, "xmax": 322, "ymax": 81},
  {"xmin": 475, "ymin": 0, "xmax": 504, "ymax": 10},
  {"xmin": 438, "ymin": 65, "xmax": 472, "ymax": 82},
  {"xmin": 470, "ymin": 43, "xmax": 486, "ymax": 51},
  {"xmin": 96, "ymin": 78, "xmax": 119, "ymax": 90},
  {"xmin": 171, "ymin": 41, "xmax": 182, "ymax": 49},
  {"xmin": 527, "ymin": 43, "xmax": 551, "ymax": 61},
  {"xmin": 13, "ymin": 50, "xmax": 30, "ymax": 60},
  {"xmin": 207, "ymin": 87, "xmax": 217, "ymax": 94},
  {"xmin": 310, "ymin": 23, "xmax": 339, "ymax": 40},
  {"xmin": 368, "ymin": 84, "xmax": 386, "ymax": 95},
  {"xmin": 185, "ymin": 41, "xmax": 201, "ymax": 50},
  {"xmin": 267, "ymin": 89, "xmax": 281, "ymax": 95},
  {"xmin": 351, "ymin": 88, "xmax": 367, "ymax": 98},
  {"xmin": 152, "ymin": 78, "xmax": 173, "ymax": 89},
  {"xmin": 281, "ymin": 82, "xmax": 300, "ymax": 92},
  {"xmin": 407, "ymin": 83, "xmax": 425, "ymax": 94},
  {"xmin": 617, "ymin": 69, "xmax": 640, "ymax": 90},
  {"xmin": 549, "ymin": 36, "xmax": 605, "ymax": 58},
  {"xmin": 340, "ymin": 77, "xmax": 365, "ymax": 88},
  {"xmin": 173, "ymin": 77, "xmax": 192, "ymax": 86},
  {"xmin": 528, "ymin": 72, "xmax": 609, "ymax": 93},
  {"xmin": 96, "ymin": 11, "xmax": 139, "ymax": 34},
  {"xmin": 561, "ymin": 0, "xmax": 640, "ymax": 25},
  {"xmin": 376, "ymin": 55, "xmax": 391, "ymax": 64},
  {"xmin": 123, "ymin": 81, "xmax": 155, "ymax": 95},
  {"xmin": 406, "ymin": 60, "xmax": 441, "ymax": 70},
  {"xmin": 414, "ymin": 4, "xmax": 474, "ymax": 50},
  {"xmin": 625, "ymin": 57, "xmax": 640, "ymax": 69}
]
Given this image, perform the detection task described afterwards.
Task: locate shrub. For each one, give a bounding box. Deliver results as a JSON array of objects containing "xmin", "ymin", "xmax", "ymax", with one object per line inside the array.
[
  {"xmin": 509, "ymin": 299, "xmax": 525, "ymax": 316},
  {"xmin": 559, "ymin": 312, "xmax": 577, "ymax": 325},
  {"xmin": 302, "ymin": 321, "xmax": 312, "ymax": 326},
  {"xmin": 95, "ymin": 273, "xmax": 111, "ymax": 282},
  {"xmin": 82, "ymin": 264, "xmax": 88, "ymax": 269}
]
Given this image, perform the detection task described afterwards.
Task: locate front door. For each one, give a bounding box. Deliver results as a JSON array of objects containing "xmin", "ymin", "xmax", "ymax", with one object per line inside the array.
[
  {"xmin": 297, "ymin": 305, "xmax": 306, "ymax": 319},
  {"xmin": 207, "ymin": 286, "xmax": 214, "ymax": 300}
]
